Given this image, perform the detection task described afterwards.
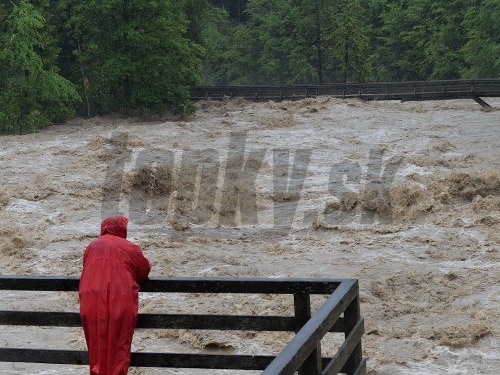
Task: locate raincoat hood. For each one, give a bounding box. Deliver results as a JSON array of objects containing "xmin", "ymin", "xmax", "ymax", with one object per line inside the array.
[{"xmin": 100, "ymin": 216, "xmax": 128, "ymax": 238}]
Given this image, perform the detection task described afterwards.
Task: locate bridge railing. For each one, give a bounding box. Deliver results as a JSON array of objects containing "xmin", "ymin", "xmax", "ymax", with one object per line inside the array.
[
  {"xmin": 189, "ymin": 79, "xmax": 500, "ymax": 105},
  {"xmin": 0, "ymin": 276, "xmax": 365, "ymax": 375}
]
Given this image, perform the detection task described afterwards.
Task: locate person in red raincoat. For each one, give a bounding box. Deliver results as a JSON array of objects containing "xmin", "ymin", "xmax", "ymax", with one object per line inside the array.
[{"xmin": 79, "ymin": 216, "xmax": 151, "ymax": 375}]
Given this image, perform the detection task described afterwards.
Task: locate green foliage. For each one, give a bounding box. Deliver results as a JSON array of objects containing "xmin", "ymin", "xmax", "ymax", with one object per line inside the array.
[
  {"xmin": 200, "ymin": 0, "xmax": 500, "ymax": 83},
  {"xmin": 200, "ymin": 5, "xmax": 235, "ymax": 84},
  {"xmin": 0, "ymin": 0, "xmax": 79, "ymax": 134},
  {"xmin": 202, "ymin": 0, "xmax": 499, "ymax": 82},
  {"xmin": 462, "ymin": 0, "xmax": 500, "ymax": 78},
  {"xmin": 229, "ymin": 0, "xmax": 316, "ymax": 84},
  {"xmin": 60, "ymin": 0, "xmax": 202, "ymax": 116},
  {"xmin": 208, "ymin": 0, "xmax": 249, "ymax": 23},
  {"xmin": 1, "ymin": 0, "xmax": 498, "ymax": 134},
  {"xmin": 182, "ymin": 0, "xmax": 210, "ymax": 44},
  {"xmin": 326, "ymin": 0, "xmax": 371, "ymax": 82},
  {"xmin": 375, "ymin": 0, "xmax": 479, "ymax": 81},
  {"xmin": 295, "ymin": 0, "xmax": 337, "ymax": 83}
]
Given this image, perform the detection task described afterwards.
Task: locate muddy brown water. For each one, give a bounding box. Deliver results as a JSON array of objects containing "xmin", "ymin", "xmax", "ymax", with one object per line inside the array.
[{"xmin": 1, "ymin": 97, "xmax": 499, "ymax": 374}]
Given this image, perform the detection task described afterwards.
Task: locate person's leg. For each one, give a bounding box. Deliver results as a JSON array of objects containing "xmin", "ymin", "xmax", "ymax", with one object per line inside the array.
[{"xmin": 109, "ymin": 307, "xmax": 136, "ymax": 375}]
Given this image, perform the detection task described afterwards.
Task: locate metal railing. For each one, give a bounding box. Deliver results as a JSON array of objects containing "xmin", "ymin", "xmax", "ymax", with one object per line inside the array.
[
  {"xmin": 0, "ymin": 275, "xmax": 365, "ymax": 374},
  {"xmin": 189, "ymin": 79, "xmax": 500, "ymax": 107}
]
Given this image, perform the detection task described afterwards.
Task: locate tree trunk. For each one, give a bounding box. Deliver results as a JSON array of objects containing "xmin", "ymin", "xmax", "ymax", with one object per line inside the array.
[{"xmin": 315, "ymin": 0, "xmax": 323, "ymax": 84}]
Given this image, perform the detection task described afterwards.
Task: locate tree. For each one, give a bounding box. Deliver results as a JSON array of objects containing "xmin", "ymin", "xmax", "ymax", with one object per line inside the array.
[
  {"xmin": 377, "ymin": 0, "xmax": 470, "ymax": 81},
  {"xmin": 296, "ymin": 0, "xmax": 338, "ymax": 83},
  {"xmin": 61, "ymin": 0, "xmax": 203, "ymax": 116},
  {"xmin": 377, "ymin": 0, "xmax": 423, "ymax": 80},
  {"xmin": 182, "ymin": 0, "xmax": 210, "ymax": 44},
  {"xmin": 326, "ymin": 0, "xmax": 371, "ymax": 82},
  {"xmin": 0, "ymin": 0, "xmax": 79, "ymax": 134},
  {"xmin": 233, "ymin": 0, "xmax": 371, "ymax": 84},
  {"xmin": 462, "ymin": 0, "xmax": 500, "ymax": 78},
  {"xmin": 208, "ymin": 0, "xmax": 249, "ymax": 23},
  {"xmin": 400, "ymin": 0, "xmax": 468, "ymax": 80},
  {"xmin": 231, "ymin": 0, "xmax": 316, "ymax": 84},
  {"xmin": 425, "ymin": 0, "xmax": 468, "ymax": 79},
  {"xmin": 358, "ymin": 0, "xmax": 393, "ymax": 81},
  {"xmin": 199, "ymin": 5, "xmax": 235, "ymax": 84}
]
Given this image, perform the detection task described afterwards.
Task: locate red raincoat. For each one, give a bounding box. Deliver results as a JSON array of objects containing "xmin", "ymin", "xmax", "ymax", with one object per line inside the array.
[{"xmin": 79, "ymin": 216, "xmax": 151, "ymax": 375}]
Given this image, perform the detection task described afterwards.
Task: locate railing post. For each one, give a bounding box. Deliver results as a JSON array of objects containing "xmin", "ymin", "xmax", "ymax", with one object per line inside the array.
[
  {"xmin": 294, "ymin": 293, "xmax": 322, "ymax": 375},
  {"xmin": 342, "ymin": 283, "xmax": 363, "ymax": 374}
]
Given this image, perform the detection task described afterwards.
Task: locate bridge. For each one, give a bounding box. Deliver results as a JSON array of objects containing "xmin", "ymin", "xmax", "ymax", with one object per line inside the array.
[{"xmin": 190, "ymin": 79, "xmax": 500, "ymax": 107}]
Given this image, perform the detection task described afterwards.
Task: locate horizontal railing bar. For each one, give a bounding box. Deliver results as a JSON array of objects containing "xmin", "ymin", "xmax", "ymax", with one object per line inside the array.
[
  {"xmin": 134, "ymin": 354, "xmax": 335, "ymax": 370},
  {"xmin": 131, "ymin": 352, "xmax": 274, "ymax": 369},
  {"xmin": 209, "ymin": 78, "xmax": 497, "ymax": 86},
  {"xmin": 0, "ymin": 276, "xmax": 79, "ymax": 291},
  {"xmin": 0, "ymin": 311, "xmax": 82, "ymax": 327},
  {"xmin": 191, "ymin": 90, "xmax": 499, "ymax": 96},
  {"xmin": 0, "ymin": 311, "xmax": 345, "ymax": 332},
  {"xmin": 0, "ymin": 276, "xmax": 346, "ymax": 294},
  {"xmin": 143, "ymin": 277, "xmax": 343, "ymax": 294},
  {"xmin": 138, "ymin": 314, "xmax": 345, "ymax": 332},
  {"xmin": 322, "ymin": 318, "xmax": 365, "ymax": 375},
  {"xmin": 190, "ymin": 79, "xmax": 500, "ymax": 89},
  {"xmin": 189, "ymin": 79, "xmax": 500, "ymax": 104},
  {"xmin": 0, "ymin": 348, "xmax": 276, "ymax": 370},
  {"xmin": 0, "ymin": 348, "xmax": 87, "ymax": 366},
  {"xmin": 138, "ymin": 314, "xmax": 297, "ymax": 331},
  {"xmin": 0, "ymin": 348, "xmax": 266, "ymax": 370},
  {"xmin": 263, "ymin": 280, "xmax": 358, "ymax": 375},
  {"xmin": 0, "ymin": 349, "xmax": 344, "ymax": 369}
]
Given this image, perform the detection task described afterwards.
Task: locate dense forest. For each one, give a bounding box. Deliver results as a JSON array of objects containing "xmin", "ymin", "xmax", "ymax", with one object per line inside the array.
[{"xmin": 0, "ymin": 0, "xmax": 499, "ymax": 133}]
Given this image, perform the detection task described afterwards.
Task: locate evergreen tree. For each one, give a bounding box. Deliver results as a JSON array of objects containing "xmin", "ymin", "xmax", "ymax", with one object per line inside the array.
[
  {"xmin": 378, "ymin": 0, "xmax": 423, "ymax": 80},
  {"xmin": 0, "ymin": 0, "xmax": 79, "ymax": 134},
  {"xmin": 377, "ymin": 0, "xmax": 469, "ymax": 81},
  {"xmin": 60, "ymin": 0, "xmax": 203, "ymax": 116},
  {"xmin": 232, "ymin": 0, "xmax": 316, "ymax": 84},
  {"xmin": 208, "ymin": 0, "xmax": 249, "ymax": 23},
  {"xmin": 2, "ymin": 0, "xmax": 495, "ymax": 132},
  {"xmin": 231, "ymin": 0, "xmax": 372, "ymax": 84},
  {"xmin": 326, "ymin": 0, "xmax": 370, "ymax": 82},
  {"xmin": 359, "ymin": 0, "xmax": 392, "ymax": 81},
  {"xmin": 182, "ymin": 0, "xmax": 210, "ymax": 45},
  {"xmin": 200, "ymin": 5, "xmax": 235, "ymax": 84},
  {"xmin": 462, "ymin": 0, "xmax": 500, "ymax": 78},
  {"xmin": 225, "ymin": 20, "xmax": 262, "ymax": 84},
  {"xmin": 425, "ymin": 0, "xmax": 468, "ymax": 79},
  {"xmin": 296, "ymin": 0, "xmax": 338, "ymax": 83}
]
